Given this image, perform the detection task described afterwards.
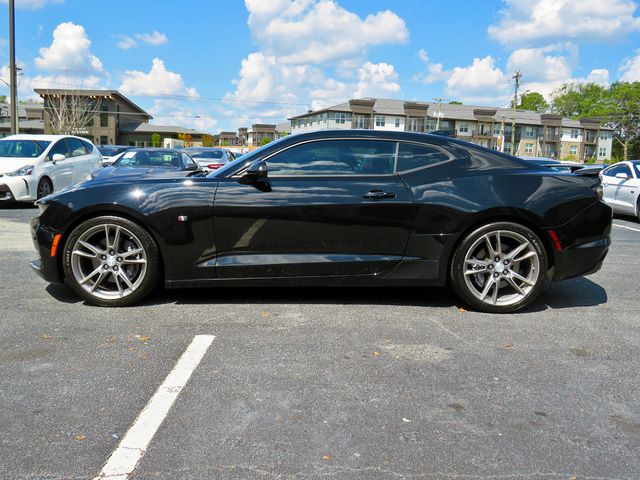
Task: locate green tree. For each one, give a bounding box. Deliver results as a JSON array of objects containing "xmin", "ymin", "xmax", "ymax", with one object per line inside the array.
[
  {"xmin": 550, "ymin": 83, "xmax": 608, "ymax": 118},
  {"xmin": 202, "ymin": 134, "xmax": 215, "ymax": 147},
  {"xmin": 259, "ymin": 136, "xmax": 271, "ymax": 146},
  {"xmin": 151, "ymin": 133, "xmax": 161, "ymax": 147},
  {"xmin": 606, "ymin": 82, "xmax": 640, "ymax": 162},
  {"xmin": 0, "ymin": 95, "xmax": 6, "ymax": 104},
  {"xmin": 512, "ymin": 91, "xmax": 549, "ymax": 112},
  {"xmin": 448, "ymin": 100, "xmax": 463, "ymax": 105}
]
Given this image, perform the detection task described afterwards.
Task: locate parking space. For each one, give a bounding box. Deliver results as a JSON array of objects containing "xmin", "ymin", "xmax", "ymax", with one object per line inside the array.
[{"xmin": 1, "ymin": 206, "xmax": 639, "ymax": 479}]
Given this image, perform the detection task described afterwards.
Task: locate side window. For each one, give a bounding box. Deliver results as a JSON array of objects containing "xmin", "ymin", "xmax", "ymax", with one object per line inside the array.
[
  {"xmin": 81, "ymin": 139, "xmax": 94, "ymax": 154},
  {"xmin": 67, "ymin": 138, "xmax": 89, "ymax": 157},
  {"xmin": 604, "ymin": 165, "xmax": 631, "ymax": 177},
  {"xmin": 48, "ymin": 139, "xmax": 71, "ymax": 159},
  {"xmin": 267, "ymin": 140, "xmax": 396, "ymax": 176},
  {"xmin": 182, "ymin": 153, "xmax": 197, "ymax": 169},
  {"xmin": 396, "ymin": 142, "xmax": 451, "ymax": 172}
]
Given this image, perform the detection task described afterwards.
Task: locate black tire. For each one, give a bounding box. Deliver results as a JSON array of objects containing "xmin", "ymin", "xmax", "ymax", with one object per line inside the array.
[
  {"xmin": 36, "ymin": 177, "xmax": 53, "ymax": 199},
  {"xmin": 62, "ymin": 216, "xmax": 160, "ymax": 307},
  {"xmin": 450, "ymin": 222, "xmax": 547, "ymax": 313}
]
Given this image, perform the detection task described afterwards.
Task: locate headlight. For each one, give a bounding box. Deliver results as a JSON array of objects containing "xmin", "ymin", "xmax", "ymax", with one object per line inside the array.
[{"xmin": 6, "ymin": 165, "xmax": 34, "ymax": 176}]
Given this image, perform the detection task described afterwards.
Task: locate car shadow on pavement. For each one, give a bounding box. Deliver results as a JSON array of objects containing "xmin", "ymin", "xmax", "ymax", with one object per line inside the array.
[
  {"xmin": 0, "ymin": 202, "xmax": 36, "ymax": 210},
  {"xmin": 45, "ymin": 275, "xmax": 607, "ymax": 313}
]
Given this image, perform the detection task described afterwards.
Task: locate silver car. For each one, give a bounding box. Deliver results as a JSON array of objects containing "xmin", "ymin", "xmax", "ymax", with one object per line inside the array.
[
  {"xmin": 600, "ymin": 160, "xmax": 640, "ymax": 221},
  {"xmin": 183, "ymin": 147, "xmax": 235, "ymax": 171}
]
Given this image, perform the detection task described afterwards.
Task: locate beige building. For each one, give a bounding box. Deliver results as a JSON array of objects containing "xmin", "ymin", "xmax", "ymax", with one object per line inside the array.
[{"xmin": 290, "ymin": 98, "xmax": 614, "ymax": 162}]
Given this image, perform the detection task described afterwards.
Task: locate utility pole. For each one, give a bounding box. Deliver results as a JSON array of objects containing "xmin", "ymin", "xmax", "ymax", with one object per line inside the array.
[
  {"xmin": 433, "ymin": 97, "xmax": 447, "ymax": 131},
  {"xmin": 510, "ymin": 71, "xmax": 522, "ymax": 156},
  {"xmin": 8, "ymin": 0, "xmax": 18, "ymax": 135}
]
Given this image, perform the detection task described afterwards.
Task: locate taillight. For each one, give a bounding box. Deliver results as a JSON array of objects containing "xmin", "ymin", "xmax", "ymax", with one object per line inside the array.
[{"xmin": 207, "ymin": 163, "xmax": 223, "ymax": 170}]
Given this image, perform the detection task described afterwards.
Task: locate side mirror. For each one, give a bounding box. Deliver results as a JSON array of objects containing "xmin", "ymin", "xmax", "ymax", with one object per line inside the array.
[
  {"xmin": 51, "ymin": 153, "xmax": 65, "ymax": 164},
  {"xmin": 238, "ymin": 160, "xmax": 268, "ymax": 185},
  {"xmin": 185, "ymin": 163, "xmax": 199, "ymax": 171},
  {"xmin": 615, "ymin": 172, "xmax": 629, "ymax": 180}
]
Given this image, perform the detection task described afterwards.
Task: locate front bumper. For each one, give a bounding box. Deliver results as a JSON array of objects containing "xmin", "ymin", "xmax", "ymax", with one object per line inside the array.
[
  {"xmin": 30, "ymin": 215, "xmax": 64, "ymax": 283},
  {"xmin": 0, "ymin": 176, "xmax": 36, "ymax": 202},
  {"xmin": 550, "ymin": 201, "xmax": 612, "ymax": 282}
]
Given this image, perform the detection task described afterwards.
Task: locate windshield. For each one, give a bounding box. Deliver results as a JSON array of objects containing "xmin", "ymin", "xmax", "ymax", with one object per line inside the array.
[
  {"xmin": 190, "ymin": 150, "xmax": 224, "ymax": 160},
  {"xmin": 99, "ymin": 146, "xmax": 127, "ymax": 157},
  {"xmin": 114, "ymin": 150, "xmax": 182, "ymax": 169},
  {"xmin": 0, "ymin": 139, "xmax": 49, "ymax": 158}
]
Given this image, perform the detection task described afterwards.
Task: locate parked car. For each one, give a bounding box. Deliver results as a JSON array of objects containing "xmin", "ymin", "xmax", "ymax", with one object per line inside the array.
[
  {"xmin": 183, "ymin": 147, "xmax": 235, "ymax": 170},
  {"xmin": 599, "ymin": 161, "xmax": 640, "ymax": 221},
  {"xmin": 94, "ymin": 148, "xmax": 200, "ymax": 176},
  {"xmin": 0, "ymin": 134, "xmax": 101, "ymax": 202},
  {"xmin": 519, "ymin": 157, "xmax": 585, "ymax": 173},
  {"xmin": 576, "ymin": 164, "xmax": 606, "ymax": 176},
  {"xmin": 30, "ymin": 130, "xmax": 611, "ymax": 313},
  {"xmin": 97, "ymin": 145, "xmax": 133, "ymax": 167}
]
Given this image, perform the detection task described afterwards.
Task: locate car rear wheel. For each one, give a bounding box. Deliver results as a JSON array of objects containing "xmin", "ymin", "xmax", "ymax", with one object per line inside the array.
[
  {"xmin": 450, "ymin": 222, "xmax": 547, "ymax": 313},
  {"xmin": 63, "ymin": 216, "xmax": 159, "ymax": 306},
  {"xmin": 37, "ymin": 177, "xmax": 53, "ymax": 199}
]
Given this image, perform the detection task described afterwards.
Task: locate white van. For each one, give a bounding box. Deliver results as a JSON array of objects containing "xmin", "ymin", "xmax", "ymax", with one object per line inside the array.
[{"xmin": 0, "ymin": 134, "xmax": 102, "ymax": 201}]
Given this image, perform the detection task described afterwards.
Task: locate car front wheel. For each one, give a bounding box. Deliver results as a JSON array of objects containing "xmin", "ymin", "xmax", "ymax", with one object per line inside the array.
[
  {"xmin": 63, "ymin": 216, "xmax": 159, "ymax": 306},
  {"xmin": 450, "ymin": 222, "xmax": 547, "ymax": 313}
]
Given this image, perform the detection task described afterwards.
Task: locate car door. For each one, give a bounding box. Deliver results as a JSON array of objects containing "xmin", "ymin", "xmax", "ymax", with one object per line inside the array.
[
  {"xmin": 46, "ymin": 139, "xmax": 73, "ymax": 189},
  {"xmin": 602, "ymin": 164, "xmax": 634, "ymax": 213},
  {"xmin": 212, "ymin": 138, "xmax": 414, "ymax": 278},
  {"xmin": 65, "ymin": 137, "xmax": 93, "ymax": 184}
]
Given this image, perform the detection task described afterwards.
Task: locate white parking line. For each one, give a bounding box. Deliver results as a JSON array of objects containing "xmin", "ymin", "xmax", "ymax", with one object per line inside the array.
[
  {"xmin": 613, "ymin": 223, "xmax": 640, "ymax": 233},
  {"xmin": 94, "ymin": 335, "xmax": 215, "ymax": 480}
]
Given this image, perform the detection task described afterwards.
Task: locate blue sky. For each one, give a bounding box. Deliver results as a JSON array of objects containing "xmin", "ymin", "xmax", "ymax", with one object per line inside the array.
[{"xmin": 1, "ymin": 0, "xmax": 640, "ymax": 133}]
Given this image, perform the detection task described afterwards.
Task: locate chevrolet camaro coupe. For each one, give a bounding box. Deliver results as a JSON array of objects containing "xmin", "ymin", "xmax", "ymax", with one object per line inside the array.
[{"xmin": 30, "ymin": 130, "xmax": 612, "ymax": 313}]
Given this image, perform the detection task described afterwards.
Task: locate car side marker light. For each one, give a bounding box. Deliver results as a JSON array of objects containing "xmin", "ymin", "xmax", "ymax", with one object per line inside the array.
[
  {"xmin": 50, "ymin": 233, "xmax": 62, "ymax": 257},
  {"xmin": 547, "ymin": 229, "xmax": 562, "ymax": 252}
]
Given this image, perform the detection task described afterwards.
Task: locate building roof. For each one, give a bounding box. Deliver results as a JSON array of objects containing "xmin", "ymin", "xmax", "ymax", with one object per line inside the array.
[
  {"xmin": 119, "ymin": 122, "xmax": 207, "ymax": 135},
  {"xmin": 0, "ymin": 119, "xmax": 45, "ymax": 131},
  {"xmin": 34, "ymin": 89, "xmax": 152, "ymax": 120},
  {"xmin": 290, "ymin": 97, "xmax": 614, "ymax": 130}
]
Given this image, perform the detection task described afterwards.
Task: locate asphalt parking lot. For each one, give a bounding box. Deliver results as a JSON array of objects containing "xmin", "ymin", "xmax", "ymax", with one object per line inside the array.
[{"xmin": 0, "ymin": 204, "xmax": 639, "ymax": 480}]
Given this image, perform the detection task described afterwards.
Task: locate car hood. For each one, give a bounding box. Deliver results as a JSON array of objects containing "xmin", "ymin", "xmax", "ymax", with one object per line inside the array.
[
  {"xmin": 91, "ymin": 166, "xmax": 190, "ymax": 180},
  {"xmin": 0, "ymin": 157, "xmax": 38, "ymax": 174}
]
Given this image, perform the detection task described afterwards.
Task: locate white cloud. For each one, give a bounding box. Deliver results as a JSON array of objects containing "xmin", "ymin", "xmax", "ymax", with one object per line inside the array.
[
  {"xmin": 489, "ymin": 0, "xmax": 640, "ymax": 46},
  {"xmin": 444, "ymin": 56, "xmax": 511, "ymax": 105},
  {"xmin": 137, "ymin": 31, "xmax": 168, "ymax": 46},
  {"xmin": 585, "ymin": 68, "xmax": 610, "ymax": 85},
  {"xmin": 35, "ymin": 22, "xmax": 103, "ymax": 74},
  {"xmin": 116, "ymin": 36, "xmax": 137, "ymax": 50},
  {"xmin": 620, "ymin": 49, "xmax": 640, "ymax": 81},
  {"xmin": 414, "ymin": 49, "xmax": 450, "ymax": 84},
  {"xmin": 245, "ymin": 0, "xmax": 408, "ymax": 64},
  {"xmin": 226, "ymin": 1, "xmax": 408, "ymax": 123},
  {"xmin": 119, "ymin": 58, "xmax": 197, "ymax": 97},
  {"xmin": 0, "ymin": 0, "xmax": 63, "ymax": 9},
  {"xmin": 115, "ymin": 31, "xmax": 168, "ymax": 50},
  {"xmin": 354, "ymin": 62, "xmax": 400, "ymax": 98}
]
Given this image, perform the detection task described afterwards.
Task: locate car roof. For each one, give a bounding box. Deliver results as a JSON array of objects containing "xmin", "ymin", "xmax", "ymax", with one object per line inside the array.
[{"xmin": 1, "ymin": 134, "xmax": 91, "ymax": 142}]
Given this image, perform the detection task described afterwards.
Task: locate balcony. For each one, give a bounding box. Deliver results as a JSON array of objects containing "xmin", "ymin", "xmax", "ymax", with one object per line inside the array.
[{"xmin": 471, "ymin": 130, "xmax": 493, "ymax": 138}]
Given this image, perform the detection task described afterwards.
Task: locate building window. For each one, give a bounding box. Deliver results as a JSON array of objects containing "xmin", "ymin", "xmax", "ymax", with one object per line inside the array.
[
  {"xmin": 335, "ymin": 113, "xmax": 346, "ymax": 124},
  {"xmin": 525, "ymin": 127, "xmax": 535, "ymax": 138},
  {"xmin": 598, "ymin": 146, "xmax": 607, "ymax": 157},
  {"xmin": 493, "ymin": 124, "xmax": 501, "ymax": 135},
  {"xmin": 524, "ymin": 143, "xmax": 533, "ymax": 154},
  {"xmin": 459, "ymin": 122, "xmax": 469, "ymax": 133},
  {"xmin": 407, "ymin": 118, "xmax": 425, "ymax": 132},
  {"xmin": 426, "ymin": 119, "xmax": 437, "ymax": 132},
  {"xmin": 354, "ymin": 115, "xmax": 370, "ymax": 129},
  {"xmin": 571, "ymin": 129, "xmax": 579, "ymax": 139},
  {"xmin": 100, "ymin": 135, "xmax": 108, "ymax": 145},
  {"xmin": 100, "ymin": 105, "xmax": 108, "ymax": 128},
  {"xmin": 569, "ymin": 145, "xmax": 578, "ymax": 155},
  {"xmin": 395, "ymin": 117, "xmax": 400, "ymax": 128},
  {"xmin": 599, "ymin": 131, "xmax": 608, "ymax": 140},
  {"xmin": 375, "ymin": 115, "xmax": 385, "ymax": 127}
]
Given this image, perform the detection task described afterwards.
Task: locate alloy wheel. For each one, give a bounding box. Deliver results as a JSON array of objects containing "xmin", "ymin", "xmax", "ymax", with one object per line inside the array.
[
  {"xmin": 462, "ymin": 230, "xmax": 540, "ymax": 307},
  {"xmin": 70, "ymin": 223, "xmax": 148, "ymax": 300},
  {"xmin": 37, "ymin": 179, "xmax": 52, "ymax": 199}
]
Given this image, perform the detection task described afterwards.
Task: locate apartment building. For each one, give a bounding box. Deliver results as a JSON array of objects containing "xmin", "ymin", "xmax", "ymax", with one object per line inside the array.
[{"xmin": 290, "ymin": 98, "xmax": 614, "ymax": 162}]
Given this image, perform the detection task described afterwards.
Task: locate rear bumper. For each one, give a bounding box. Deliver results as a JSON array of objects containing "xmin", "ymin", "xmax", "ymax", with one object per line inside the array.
[
  {"xmin": 550, "ymin": 201, "xmax": 612, "ymax": 281},
  {"xmin": 30, "ymin": 216, "xmax": 64, "ymax": 283}
]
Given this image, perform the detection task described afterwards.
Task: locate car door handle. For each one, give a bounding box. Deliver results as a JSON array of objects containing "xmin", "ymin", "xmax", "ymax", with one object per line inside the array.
[{"xmin": 363, "ymin": 190, "xmax": 396, "ymax": 200}]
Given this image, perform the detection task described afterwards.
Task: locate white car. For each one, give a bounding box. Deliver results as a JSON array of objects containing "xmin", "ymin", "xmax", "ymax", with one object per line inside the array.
[
  {"xmin": 0, "ymin": 134, "xmax": 102, "ymax": 202},
  {"xmin": 600, "ymin": 160, "xmax": 640, "ymax": 221}
]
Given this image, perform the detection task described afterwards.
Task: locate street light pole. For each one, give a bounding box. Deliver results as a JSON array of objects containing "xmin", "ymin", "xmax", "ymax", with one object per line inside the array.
[{"xmin": 9, "ymin": 0, "xmax": 18, "ymax": 135}]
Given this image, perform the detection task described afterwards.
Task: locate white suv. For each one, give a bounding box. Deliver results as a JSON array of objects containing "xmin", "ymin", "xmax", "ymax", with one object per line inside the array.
[{"xmin": 0, "ymin": 134, "xmax": 102, "ymax": 202}]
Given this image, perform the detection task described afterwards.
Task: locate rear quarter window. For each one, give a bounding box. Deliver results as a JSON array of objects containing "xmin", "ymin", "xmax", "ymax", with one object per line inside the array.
[{"xmin": 396, "ymin": 143, "xmax": 452, "ymax": 172}]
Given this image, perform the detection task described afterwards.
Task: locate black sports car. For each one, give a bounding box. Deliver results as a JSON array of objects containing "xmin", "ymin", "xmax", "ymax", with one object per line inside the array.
[{"xmin": 30, "ymin": 130, "xmax": 612, "ymax": 313}]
